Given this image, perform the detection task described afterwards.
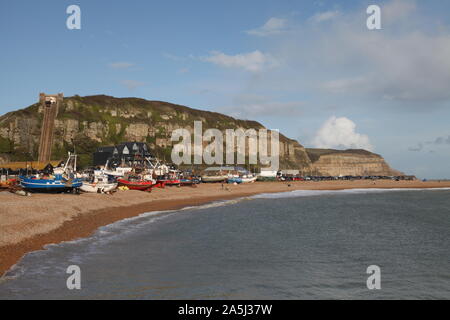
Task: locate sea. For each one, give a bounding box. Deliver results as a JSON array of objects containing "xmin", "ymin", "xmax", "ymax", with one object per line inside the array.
[{"xmin": 0, "ymin": 188, "xmax": 449, "ymax": 300}]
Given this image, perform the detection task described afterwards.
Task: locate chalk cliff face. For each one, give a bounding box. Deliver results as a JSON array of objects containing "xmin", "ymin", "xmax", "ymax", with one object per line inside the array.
[
  {"xmin": 306, "ymin": 149, "xmax": 402, "ymax": 176},
  {"xmin": 0, "ymin": 95, "xmax": 311, "ymax": 169}
]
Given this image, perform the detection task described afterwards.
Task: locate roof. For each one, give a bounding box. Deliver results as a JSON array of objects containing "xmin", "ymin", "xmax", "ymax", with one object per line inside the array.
[
  {"xmin": 0, "ymin": 160, "xmax": 63, "ymax": 170},
  {"xmin": 115, "ymin": 142, "xmax": 150, "ymax": 155},
  {"xmin": 94, "ymin": 142, "xmax": 153, "ymax": 160},
  {"xmin": 96, "ymin": 146, "xmax": 116, "ymax": 153}
]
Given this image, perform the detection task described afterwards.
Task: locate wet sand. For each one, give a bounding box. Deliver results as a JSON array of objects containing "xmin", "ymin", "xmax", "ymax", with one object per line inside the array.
[{"xmin": 1, "ymin": 180, "xmax": 449, "ymax": 277}]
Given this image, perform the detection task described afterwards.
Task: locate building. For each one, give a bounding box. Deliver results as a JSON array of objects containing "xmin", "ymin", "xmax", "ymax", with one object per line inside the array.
[
  {"xmin": 93, "ymin": 142, "xmax": 153, "ymax": 167},
  {"xmin": 0, "ymin": 160, "xmax": 63, "ymax": 171}
]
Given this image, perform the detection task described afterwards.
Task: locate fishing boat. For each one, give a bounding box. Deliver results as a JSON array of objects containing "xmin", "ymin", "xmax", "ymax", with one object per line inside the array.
[
  {"xmin": 80, "ymin": 173, "xmax": 117, "ymax": 193},
  {"xmin": 227, "ymin": 176, "xmax": 242, "ymax": 184},
  {"xmin": 180, "ymin": 178, "xmax": 200, "ymax": 187},
  {"xmin": 201, "ymin": 175, "xmax": 228, "ymax": 183},
  {"xmin": 20, "ymin": 153, "xmax": 82, "ymax": 193},
  {"xmin": 20, "ymin": 174, "xmax": 83, "ymax": 193},
  {"xmin": 240, "ymin": 175, "xmax": 257, "ymax": 183},
  {"xmin": 165, "ymin": 179, "xmax": 181, "ymax": 186},
  {"xmin": 201, "ymin": 167, "xmax": 230, "ymax": 183},
  {"xmin": 157, "ymin": 169, "xmax": 183, "ymax": 186},
  {"xmin": 81, "ymin": 181, "xmax": 117, "ymax": 193},
  {"xmin": 0, "ymin": 178, "xmax": 16, "ymax": 190},
  {"xmin": 154, "ymin": 178, "xmax": 167, "ymax": 188},
  {"xmin": 117, "ymin": 177, "xmax": 154, "ymax": 191}
]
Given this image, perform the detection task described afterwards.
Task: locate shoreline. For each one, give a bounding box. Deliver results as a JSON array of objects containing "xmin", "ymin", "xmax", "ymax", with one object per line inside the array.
[{"xmin": 1, "ymin": 180, "xmax": 450, "ymax": 278}]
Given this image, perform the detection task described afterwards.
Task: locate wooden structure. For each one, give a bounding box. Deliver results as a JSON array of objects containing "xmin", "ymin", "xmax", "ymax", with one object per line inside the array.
[{"xmin": 37, "ymin": 93, "xmax": 63, "ymax": 163}]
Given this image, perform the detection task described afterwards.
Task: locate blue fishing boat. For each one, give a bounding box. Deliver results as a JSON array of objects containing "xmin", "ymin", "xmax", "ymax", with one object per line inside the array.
[
  {"xmin": 20, "ymin": 174, "xmax": 82, "ymax": 193},
  {"xmin": 227, "ymin": 177, "xmax": 242, "ymax": 184},
  {"xmin": 20, "ymin": 152, "xmax": 82, "ymax": 193}
]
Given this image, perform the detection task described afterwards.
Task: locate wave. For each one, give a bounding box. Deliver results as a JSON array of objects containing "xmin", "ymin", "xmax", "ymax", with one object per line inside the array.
[{"xmin": 250, "ymin": 187, "xmax": 450, "ymax": 199}]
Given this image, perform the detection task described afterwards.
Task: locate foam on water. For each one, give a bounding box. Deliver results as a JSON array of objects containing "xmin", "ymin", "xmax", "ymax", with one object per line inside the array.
[{"xmin": 250, "ymin": 187, "xmax": 450, "ymax": 199}]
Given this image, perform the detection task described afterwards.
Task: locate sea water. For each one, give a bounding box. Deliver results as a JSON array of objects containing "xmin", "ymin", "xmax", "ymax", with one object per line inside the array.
[{"xmin": 0, "ymin": 189, "xmax": 449, "ymax": 299}]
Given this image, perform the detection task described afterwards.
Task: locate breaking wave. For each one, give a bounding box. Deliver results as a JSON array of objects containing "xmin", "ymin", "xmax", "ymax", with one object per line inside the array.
[{"xmin": 250, "ymin": 187, "xmax": 450, "ymax": 199}]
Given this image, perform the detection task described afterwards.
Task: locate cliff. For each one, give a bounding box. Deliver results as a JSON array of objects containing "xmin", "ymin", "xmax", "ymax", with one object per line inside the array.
[
  {"xmin": 0, "ymin": 95, "xmax": 311, "ymax": 169},
  {"xmin": 0, "ymin": 95, "xmax": 401, "ymax": 175},
  {"xmin": 306, "ymin": 149, "xmax": 402, "ymax": 176}
]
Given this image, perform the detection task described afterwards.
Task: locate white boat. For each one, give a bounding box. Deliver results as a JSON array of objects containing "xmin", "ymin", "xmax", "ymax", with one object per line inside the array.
[
  {"xmin": 80, "ymin": 173, "xmax": 118, "ymax": 193},
  {"xmin": 201, "ymin": 174, "xmax": 228, "ymax": 183},
  {"xmin": 103, "ymin": 167, "xmax": 133, "ymax": 178},
  {"xmin": 80, "ymin": 182, "xmax": 118, "ymax": 193},
  {"xmin": 240, "ymin": 175, "xmax": 257, "ymax": 183},
  {"xmin": 202, "ymin": 166, "xmax": 239, "ymax": 183}
]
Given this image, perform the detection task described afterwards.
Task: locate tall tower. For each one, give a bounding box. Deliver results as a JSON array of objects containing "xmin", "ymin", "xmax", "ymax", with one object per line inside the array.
[{"xmin": 38, "ymin": 93, "xmax": 63, "ymax": 163}]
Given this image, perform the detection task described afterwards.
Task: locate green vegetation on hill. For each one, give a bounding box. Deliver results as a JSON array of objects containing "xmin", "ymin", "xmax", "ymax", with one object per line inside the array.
[
  {"xmin": 0, "ymin": 95, "xmax": 307, "ymax": 169},
  {"xmin": 306, "ymin": 148, "xmax": 381, "ymax": 163}
]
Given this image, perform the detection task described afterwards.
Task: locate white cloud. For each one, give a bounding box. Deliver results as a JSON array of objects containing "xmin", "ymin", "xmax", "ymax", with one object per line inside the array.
[
  {"xmin": 310, "ymin": 11, "xmax": 339, "ymax": 23},
  {"xmin": 203, "ymin": 50, "xmax": 278, "ymax": 72},
  {"xmin": 109, "ymin": 62, "xmax": 134, "ymax": 69},
  {"xmin": 246, "ymin": 17, "xmax": 288, "ymax": 37},
  {"xmin": 312, "ymin": 116, "xmax": 374, "ymax": 151},
  {"xmin": 120, "ymin": 80, "xmax": 145, "ymax": 90}
]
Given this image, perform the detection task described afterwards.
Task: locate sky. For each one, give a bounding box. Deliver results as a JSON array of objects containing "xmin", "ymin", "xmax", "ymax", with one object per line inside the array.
[{"xmin": 1, "ymin": 0, "xmax": 450, "ymax": 178}]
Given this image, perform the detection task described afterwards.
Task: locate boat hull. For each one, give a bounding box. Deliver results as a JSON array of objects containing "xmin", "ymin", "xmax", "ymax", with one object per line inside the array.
[
  {"xmin": 117, "ymin": 179, "xmax": 154, "ymax": 191},
  {"xmin": 0, "ymin": 179, "xmax": 16, "ymax": 190},
  {"xmin": 241, "ymin": 176, "xmax": 257, "ymax": 183},
  {"xmin": 227, "ymin": 177, "xmax": 242, "ymax": 184},
  {"xmin": 180, "ymin": 179, "xmax": 199, "ymax": 186},
  {"xmin": 201, "ymin": 175, "xmax": 228, "ymax": 183},
  {"xmin": 165, "ymin": 179, "xmax": 181, "ymax": 186},
  {"xmin": 20, "ymin": 178, "xmax": 82, "ymax": 193},
  {"xmin": 80, "ymin": 182, "xmax": 118, "ymax": 193}
]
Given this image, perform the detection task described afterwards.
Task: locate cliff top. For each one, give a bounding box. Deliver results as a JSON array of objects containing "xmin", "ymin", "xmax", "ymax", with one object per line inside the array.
[{"xmin": 306, "ymin": 148, "xmax": 382, "ymax": 163}]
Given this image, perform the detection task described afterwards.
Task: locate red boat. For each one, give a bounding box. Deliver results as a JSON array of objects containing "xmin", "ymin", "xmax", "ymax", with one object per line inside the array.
[
  {"xmin": 154, "ymin": 180, "xmax": 167, "ymax": 188},
  {"xmin": 117, "ymin": 178, "xmax": 154, "ymax": 191},
  {"xmin": 165, "ymin": 179, "xmax": 181, "ymax": 186},
  {"xmin": 0, "ymin": 178, "xmax": 17, "ymax": 190}
]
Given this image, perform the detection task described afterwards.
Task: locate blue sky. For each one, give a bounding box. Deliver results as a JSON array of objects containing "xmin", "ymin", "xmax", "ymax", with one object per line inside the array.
[{"xmin": 1, "ymin": 0, "xmax": 450, "ymax": 178}]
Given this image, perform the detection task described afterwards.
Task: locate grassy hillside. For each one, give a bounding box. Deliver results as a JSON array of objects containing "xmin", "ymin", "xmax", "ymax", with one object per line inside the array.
[{"xmin": 0, "ymin": 95, "xmax": 308, "ymax": 169}]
